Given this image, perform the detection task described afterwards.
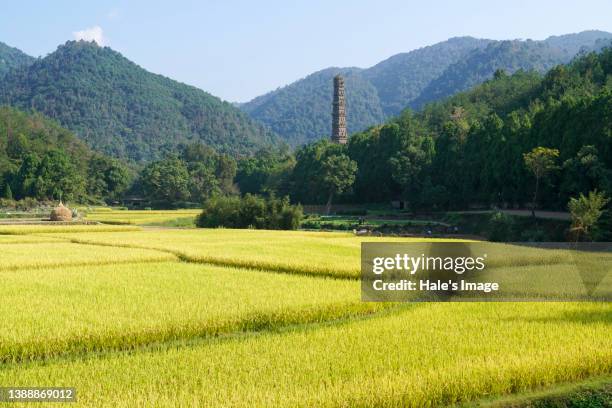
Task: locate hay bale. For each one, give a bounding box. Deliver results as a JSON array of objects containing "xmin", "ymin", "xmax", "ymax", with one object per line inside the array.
[{"xmin": 50, "ymin": 202, "xmax": 73, "ymax": 222}]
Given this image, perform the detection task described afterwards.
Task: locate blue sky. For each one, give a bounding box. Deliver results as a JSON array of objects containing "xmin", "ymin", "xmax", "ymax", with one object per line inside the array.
[{"xmin": 1, "ymin": 1, "xmax": 611, "ymax": 102}]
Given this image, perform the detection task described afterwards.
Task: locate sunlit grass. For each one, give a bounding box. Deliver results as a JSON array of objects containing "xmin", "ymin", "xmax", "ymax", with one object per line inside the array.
[
  {"xmin": 39, "ymin": 229, "xmax": 597, "ymax": 279},
  {"xmin": 0, "ymin": 234, "xmax": 61, "ymax": 244}
]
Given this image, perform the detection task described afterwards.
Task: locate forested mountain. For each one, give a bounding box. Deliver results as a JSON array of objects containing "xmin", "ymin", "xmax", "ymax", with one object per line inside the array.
[
  {"xmin": 363, "ymin": 37, "xmax": 492, "ymax": 116},
  {"xmin": 0, "ymin": 41, "xmax": 34, "ymax": 78},
  {"xmin": 0, "ymin": 106, "xmax": 128, "ymax": 202},
  {"xmin": 411, "ymin": 40, "xmax": 575, "ymax": 108},
  {"xmin": 241, "ymin": 31, "xmax": 612, "ymax": 145},
  {"xmin": 544, "ymin": 30, "xmax": 612, "ymax": 55},
  {"xmin": 242, "ymin": 68, "xmax": 384, "ymax": 146},
  {"xmin": 0, "ymin": 41, "xmax": 279, "ymax": 162},
  {"xmin": 344, "ymin": 47, "xmax": 612, "ymax": 211},
  {"xmin": 272, "ymin": 46, "xmax": 611, "ymax": 240}
]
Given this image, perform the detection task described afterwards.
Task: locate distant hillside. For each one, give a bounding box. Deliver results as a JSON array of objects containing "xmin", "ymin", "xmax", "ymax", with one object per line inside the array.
[
  {"xmin": 243, "ymin": 67, "xmax": 384, "ymax": 146},
  {"xmin": 544, "ymin": 30, "xmax": 612, "ymax": 54},
  {"xmin": 339, "ymin": 47, "xmax": 612, "ymax": 211},
  {"xmin": 241, "ymin": 30, "xmax": 612, "ymax": 145},
  {"xmin": 0, "ymin": 106, "xmax": 127, "ymax": 202},
  {"xmin": 363, "ymin": 37, "xmax": 492, "ymax": 116},
  {"xmin": 411, "ymin": 40, "xmax": 570, "ymax": 108},
  {"xmin": 0, "ymin": 41, "xmax": 34, "ymax": 78},
  {"xmin": 0, "ymin": 41, "xmax": 279, "ymax": 162}
]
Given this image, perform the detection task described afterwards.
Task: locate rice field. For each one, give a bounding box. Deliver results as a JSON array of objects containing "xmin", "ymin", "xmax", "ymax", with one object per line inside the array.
[
  {"xmin": 0, "ymin": 224, "xmax": 140, "ymax": 235},
  {"xmin": 0, "ymin": 219, "xmax": 610, "ymax": 407},
  {"xmin": 84, "ymin": 209, "xmax": 200, "ymax": 226},
  {"xmin": 0, "ymin": 242, "xmax": 177, "ymax": 271},
  {"xmin": 1, "ymin": 303, "xmax": 609, "ymax": 407},
  {"xmin": 36, "ymin": 228, "xmax": 607, "ymax": 279},
  {"xmin": 0, "ymin": 262, "xmax": 384, "ymax": 363},
  {"xmin": 38, "ymin": 229, "xmax": 450, "ymax": 278}
]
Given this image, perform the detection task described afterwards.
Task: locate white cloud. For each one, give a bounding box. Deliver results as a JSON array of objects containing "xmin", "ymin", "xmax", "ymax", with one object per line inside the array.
[{"xmin": 72, "ymin": 26, "xmax": 105, "ymax": 46}]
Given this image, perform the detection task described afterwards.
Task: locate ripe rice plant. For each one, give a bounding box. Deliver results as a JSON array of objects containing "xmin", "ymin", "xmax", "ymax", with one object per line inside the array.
[
  {"xmin": 0, "ymin": 242, "xmax": 176, "ymax": 270},
  {"xmin": 40, "ymin": 229, "xmax": 449, "ymax": 278},
  {"xmin": 0, "ymin": 262, "xmax": 385, "ymax": 363},
  {"xmin": 2, "ymin": 223, "xmax": 610, "ymax": 407},
  {"xmin": 40, "ymin": 229, "xmax": 595, "ymax": 279},
  {"xmin": 0, "ymin": 224, "xmax": 140, "ymax": 235},
  {"xmin": 0, "ymin": 302, "xmax": 609, "ymax": 407},
  {"xmin": 0, "ymin": 235, "xmax": 61, "ymax": 244}
]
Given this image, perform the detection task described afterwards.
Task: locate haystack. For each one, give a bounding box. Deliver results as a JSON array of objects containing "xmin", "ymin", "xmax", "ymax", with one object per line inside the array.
[{"xmin": 50, "ymin": 202, "xmax": 73, "ymax": 222}]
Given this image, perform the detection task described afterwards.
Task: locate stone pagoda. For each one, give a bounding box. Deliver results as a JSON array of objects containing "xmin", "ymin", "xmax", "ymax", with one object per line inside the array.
[{"xmin": 331, "ymin": 75, "xmax": 347, "ymax": 144}]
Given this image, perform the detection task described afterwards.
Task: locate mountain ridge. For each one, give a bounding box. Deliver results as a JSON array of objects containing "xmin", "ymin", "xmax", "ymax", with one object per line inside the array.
[
  {"xmin": 0, "ymin": 41, "xmax": 35, "ymax": 78},
  {"xmin": 0, "ymin": 40, "xmax": 279, "ymax": 162},
  {"xmin": 241, "ymin": 30, "xmax": 612, "ymax": 145}
]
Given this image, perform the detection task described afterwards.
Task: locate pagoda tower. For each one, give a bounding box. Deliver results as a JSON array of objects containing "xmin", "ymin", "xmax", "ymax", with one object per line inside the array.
[{"xmin": 331, "ymin": 75, "xmax": 347, "ymax": 144}]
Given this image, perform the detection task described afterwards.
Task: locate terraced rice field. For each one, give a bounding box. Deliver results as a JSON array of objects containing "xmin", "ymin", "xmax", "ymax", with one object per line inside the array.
[
  {"xmin": 42, "ymin": 228, "xmax": 402, "ymax": 278},
  {"xmin": 0, "ymin": 221, "xmax": 610, "ymax": 407},
  {"xmin": 38, "ymin": 228, "xmax": 606, "ymax": 279},
  {"xmin": 0, "ymin": 262, "xmax": 388, "ymax": 363}
]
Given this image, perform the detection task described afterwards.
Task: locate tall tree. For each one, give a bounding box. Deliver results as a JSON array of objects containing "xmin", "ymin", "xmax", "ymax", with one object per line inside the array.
[
  {"xmin": 321, "ymin": 154, "xmax": 357, "ymax": 215},
  {"xmin": 87, "ymin": 155, "xmax": 130, "ymax": 200},
  {"xmin": 215, "ymin": 154, "xmax": 238, "ymax": 195},
  {"xmin": 523, "ymin": 147, "xmax": 559, "ymax": 217},
  {"xmin": 35, "ymin": 150, "xmax": 85, "ymax": 201},
  {"xmin": 290, "ymin": 140, "xmax": 345, "ymax": 204},
  {"xmin": 140, "ymin": 156, "xmax": 190, "ymax": 204}
]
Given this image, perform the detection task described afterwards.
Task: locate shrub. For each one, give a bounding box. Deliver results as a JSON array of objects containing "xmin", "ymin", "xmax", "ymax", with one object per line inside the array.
[
  {"xmin": 196, "ymin": 194, "xmax": 302, "ymax": 230},
  {"xmin": 487, "ymin": 212, "xmax": 515, "ymax": 242},
  {"xmin": 568, "ymin": 190, "xmax": 610, "ymax": 241},
  {"xmin": 196, "ymin": 196, "xmax": 241, "ymax": 228}
]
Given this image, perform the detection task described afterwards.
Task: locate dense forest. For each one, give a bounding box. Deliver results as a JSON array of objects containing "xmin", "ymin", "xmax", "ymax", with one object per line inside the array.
[
  {"xmin": 0, "ymin": 41, "xmax": 279, "ymax": 162},
  {"xmin": 234, "ymin": 48, "xmax": 611, "ymax": 225},
  {"xmin": 363, "ymin": 37, "xmax": 492, "ymax": 116},
  {"xmin": 0, "ymin": 106, "xmax": 128, "ymax": 203},
  {"xmin": 132, "ymin": 143, "xmax": 238, "ymax": 208},
  {"xmin": 411, "ymin": 40, "xmax": 577, "ymax": 108},
  {"xmin": 241, "ymin": 31, "xmax": 612, "ymax": 145},
  {"xmin": 0, "ymin": 41, "xmax": 34, "ymax": 78},
  {"xmin": 0, "ymin": 104, "xmax": 250, "ymax": 209}
]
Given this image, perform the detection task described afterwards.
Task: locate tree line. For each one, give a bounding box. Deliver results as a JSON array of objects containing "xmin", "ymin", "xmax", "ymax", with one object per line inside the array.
[
  {"xmin": 230, "ymin": 48, "xmax": 612, "ymax": 236},
  {"xmin": 2, "ymin": 48, "xmax": 610, "ymax": 235},
  {"xmin": 0, "ymin": 107, "xmax": 128, "ymax": 204},
  {"xmin": 278, "ymin": 49, "xmax": 611, "ymax": 213}
]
